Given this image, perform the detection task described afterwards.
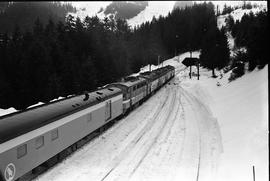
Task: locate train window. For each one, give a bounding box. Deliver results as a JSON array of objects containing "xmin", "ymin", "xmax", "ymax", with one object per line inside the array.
[
  {"xmin": 35, "ymin": 136, "xmax": 44, "ymax": 149},
  {"xmin": 105, "ymin": 100, "xmax": 112, "ymax": 121},
  {"xmin": 96, "ymin": 91, "xmax": 103, "ymax": 95},
  {"xmin": 87, "ymin": 113, "xmax": 92, "ymax": 123},
  {"xmin": 17, "ymin": 144, "xmax": 27, "ymax": 159},
  {"xmin": 51, "ymin": 129, "xmax": 59, "ymax": 141}
]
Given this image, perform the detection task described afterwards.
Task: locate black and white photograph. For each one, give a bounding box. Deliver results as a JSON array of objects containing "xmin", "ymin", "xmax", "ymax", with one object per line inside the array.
[{"xmin": 0, "ymin": 1, "xmax": 268, "ymax": 181}]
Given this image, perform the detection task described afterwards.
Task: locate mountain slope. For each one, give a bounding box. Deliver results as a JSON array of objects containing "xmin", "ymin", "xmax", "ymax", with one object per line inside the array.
[
  {"xmin": 216, "ymin": 4, "xmax": 267, "ymax": 56},
  {"xmin": 69, "ymin": 1, "xmax": 267, "ymax": 28},
  {"xmin": 103, "ymin": 1, "xmax": 148, "ymax": 20}
]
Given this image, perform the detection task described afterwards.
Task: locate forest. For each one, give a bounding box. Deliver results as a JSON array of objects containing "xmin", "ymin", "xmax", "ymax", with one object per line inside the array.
[
  {"xmin": 0, "ymin": 2, "xmax": 76, "ymax": 33},
  {"xmin": 0, "ymin": 2, "xmax": 268, "ymax": 110}
]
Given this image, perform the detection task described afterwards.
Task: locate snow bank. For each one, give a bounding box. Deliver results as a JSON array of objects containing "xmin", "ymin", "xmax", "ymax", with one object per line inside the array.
[
  {"xmin": 0, "ymin": 107, "xmax": 17, "ymax": 117},
  {"xmin": 27, "ymin": 102, "xmax": 44, "ymax": 108},
  {"xmin": 180, "ymin": 64, "xmax": 268, "ymax": 181}
]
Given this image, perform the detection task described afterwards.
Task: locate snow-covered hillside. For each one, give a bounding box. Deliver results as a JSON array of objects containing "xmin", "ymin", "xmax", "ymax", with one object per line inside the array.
[
  {"xmin": 68, "ymin": 1, "xmax": 267, "ymax": 28},
  {"xmin": 68, "ymin": 1, "xmax": 175, "ymax": 27},
  {"xmin": 179, "ymin": 58, "xmax": 268, "ymax": 181},
  {"xmin": 216, "ymin": 3, "xmax": 267, "ymax": 57},
  {"xmin": 127, "ymin": 1, "xmax": 175, "ymax": 27},
  {"xmin": 68, "ymin": 1, "xmax": 112, "ymax": 20},
  {"xmin": 217, "ymin": 5, "xmax": 267, "ymax": 30}
]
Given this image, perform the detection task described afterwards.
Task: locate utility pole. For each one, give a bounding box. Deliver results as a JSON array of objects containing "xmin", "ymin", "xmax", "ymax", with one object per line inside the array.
[
  {"xmin": 197, "ymin": 62, "xmax": 200, "ymax": 80},
  {"xmin": 189, "ymin": 51, "xmax": 192, "ymax": 79},
  {"xmin": 158, "ymin": 55, "xmax": 160, "ymax": 68},
  {"xmin": 253, "ymin": 166, "xmax": 256, "ymax": 181},
  {"xmin": 175, "ymin": 34, "xmax": 179, "ymax": 57}
]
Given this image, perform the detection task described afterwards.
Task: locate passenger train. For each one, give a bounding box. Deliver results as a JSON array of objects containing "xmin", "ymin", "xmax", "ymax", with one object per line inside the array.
[{"xmin": 0, "ymin": 65, "xmax": 175, "ymax": 181}]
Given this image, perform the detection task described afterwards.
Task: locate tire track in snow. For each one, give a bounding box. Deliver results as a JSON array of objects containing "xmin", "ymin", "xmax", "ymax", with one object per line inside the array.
[
  {"xmin": 175, "ymin": 86, "xmax": 202, "ymax": 181},
  {"xmin": 182, "ymin": 89, "xmax": 202, "ymax": 181},
  {"xmin": 127, "ymin": 86, "xmax": 178, "ymax": 178},
  {"xmin": 162, "ymin": 84, "xmax": 186, "ymax": 180},
  {"xmin": 35, "ymin": 84, "xmax": 172, "ymax": 181},
  {"xmin": 151, "ymin": 84, "xmax": 186, "ymax": 181},
  {"xmin": 99, "ymin": 85, "xmax": 174, "ymax": 181},
  {"xmin": 100, "ymin": 83, "xmax": 178, "ymax": 181},
  {"xmin": 178, "ymin": 85, "xmax": 223, "ymax": 181}
]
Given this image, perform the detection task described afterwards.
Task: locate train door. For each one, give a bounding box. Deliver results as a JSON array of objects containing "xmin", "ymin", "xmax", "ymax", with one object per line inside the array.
[{"xmin": 105, "ymin": 100, "xmax": 112, "ymax": 121}]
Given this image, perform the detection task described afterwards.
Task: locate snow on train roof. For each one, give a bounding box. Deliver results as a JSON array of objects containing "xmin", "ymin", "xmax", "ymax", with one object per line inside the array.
[
  {"xmin": 110, "ymin": 77, "xmax": 147, "ymax": 88},
  {"xmin": 0, "ymin": 87, "xmax": 122, "ymax": 144}
]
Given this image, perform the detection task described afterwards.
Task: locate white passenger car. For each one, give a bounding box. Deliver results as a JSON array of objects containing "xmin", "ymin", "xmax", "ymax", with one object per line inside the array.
[{"xmin": 0, "ymin": 88, "xmax": 123, "ymax": 181}]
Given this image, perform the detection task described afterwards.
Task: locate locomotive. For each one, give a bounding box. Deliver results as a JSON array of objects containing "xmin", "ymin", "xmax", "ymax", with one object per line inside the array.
[{"xmin": 0, "ymin": 65, "xmax": 175, "ymax": 181}]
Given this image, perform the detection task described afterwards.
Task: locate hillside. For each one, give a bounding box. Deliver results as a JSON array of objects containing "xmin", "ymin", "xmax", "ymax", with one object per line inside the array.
[
  {"xmin": 184, "ymin": 63, "xmax": 268, "ymax": 181},
  {"xmin": 69, "ymin": 1, "xmax": 267, "ymax": 28},
  {"xmin": 216, "ymin": 4, "xmax": 267, "ymax": 57},
  {"xmin": 103, "ymin": 1, "xmax": 148, "ymax": 20}
]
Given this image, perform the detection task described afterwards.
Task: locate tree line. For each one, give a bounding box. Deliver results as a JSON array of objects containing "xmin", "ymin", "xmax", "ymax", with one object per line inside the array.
[
  {"xmin": 229, "ymin": 10, "xmax": 268, "ymax": 70},
  {"xmin": 0, "ymin": 2, "xmax": 76, "ymax": 33},
  {"xmin": 1, "ymin": 2, "xmax": 266, "ymax": 110},
  {"xmin": 0, "ymin": 15, "xmax": 133, "ymax": 109}
]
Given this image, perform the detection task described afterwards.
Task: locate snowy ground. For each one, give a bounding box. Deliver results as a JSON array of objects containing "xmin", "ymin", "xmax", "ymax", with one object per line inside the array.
[
  {"xmin": 34, "ymin": 52, "xmax": 268, "ymax": 181},
  {"xmin": 192, "ymin": 66, "xmax": 269, "ymax": 181}
]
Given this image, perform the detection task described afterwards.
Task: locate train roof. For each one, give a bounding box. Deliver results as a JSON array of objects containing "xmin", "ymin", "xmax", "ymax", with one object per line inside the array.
[
  {"xmin": 138, "ymin": 65, "xmax": 175, "ymax": 80},
  {"xmin": 109, "ymin": 76, "xmax": 146, "ymax": 88},
  {"xmin": 0, "ymin": 87, "xmax": 122, "ymax": 144}
]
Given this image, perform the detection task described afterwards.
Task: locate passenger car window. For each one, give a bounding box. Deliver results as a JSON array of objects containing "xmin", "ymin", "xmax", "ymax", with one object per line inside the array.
[
  {"xmin": 35, "ymin": 136, "xmax": 44, "ymax": 149},
  {"xmin": 51, "ymin": 129, "xmax": 59, "ymax": 141},
  {"xmin": 105, "ymin": 100, "xmax": 112, "ymax": 121},
  {"xmin": 87, "ymin": 113, "xmax": 92, "ymax": 123},
  {"xmin": 17, "ymin": 144, "xmax": 27, "ymax": 159}
]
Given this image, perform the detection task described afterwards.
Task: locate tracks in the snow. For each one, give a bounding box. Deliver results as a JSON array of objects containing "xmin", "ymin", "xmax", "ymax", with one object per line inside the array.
[
  {"xmin": 100, "ymin": 84, "xmax": 179, "ymax": 181},
  {"xmin": 178, "ymin": 85, "xmax": 202, "ymax": 181}
]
